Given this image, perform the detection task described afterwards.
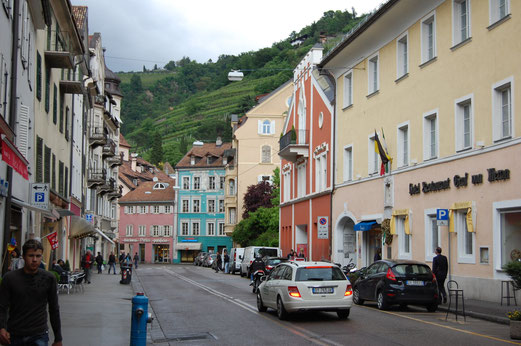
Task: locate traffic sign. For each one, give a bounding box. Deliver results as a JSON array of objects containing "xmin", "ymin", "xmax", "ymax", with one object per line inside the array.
[
  {"xmin": 318, "ymin": 216, "xmax": 328, "ymax": 239},
  {"xmin": 30, "ymin": 183, "xmax": 49, "ymax": 209},
  {"xmin": 437, "ymin": 209, "xmax": 449, "ymax": 226}
]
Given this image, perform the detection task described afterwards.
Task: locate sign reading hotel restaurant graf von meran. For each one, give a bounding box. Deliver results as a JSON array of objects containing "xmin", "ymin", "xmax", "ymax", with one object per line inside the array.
[
  {"xmin": 123, "ymin": 238, "xmax": 170, "ymax": 243},
  {"xmin": 408, "ymin": 168, "xmax": 510, "ymax": 196},
  {"xmin": 318, "ymin": 216, "xmax": 329, "ymax": 239}
]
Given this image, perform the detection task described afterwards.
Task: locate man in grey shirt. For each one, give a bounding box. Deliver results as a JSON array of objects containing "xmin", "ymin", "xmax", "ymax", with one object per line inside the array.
[{"xmin": 0, "ymin": 239, "xmax": 62, "ymax": 346}]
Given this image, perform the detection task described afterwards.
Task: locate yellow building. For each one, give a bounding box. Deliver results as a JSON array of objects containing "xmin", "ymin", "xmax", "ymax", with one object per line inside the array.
[{"xmin": 321, "ymin": 0, "xmax": 520, "ymax": 301}]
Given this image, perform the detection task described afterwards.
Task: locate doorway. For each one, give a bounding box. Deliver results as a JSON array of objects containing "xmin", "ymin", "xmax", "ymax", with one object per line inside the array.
[
  {"xmin": 296, "ymin": 224, "xmax": 308, "ymax": 258},
  {"xmin": 362, "ymin": 228, "xmax": 382, "ymax": 267},
  {"xmin": 338, "ymin": 218, "xmax": 356, "ymax": 267},
  {"xmin": 153, "ymin": 245, "xmax": 170, "ymax": 263},
  {"xmin": 139, "ymin": 244, "xmax": 145, "ymax": 263}
]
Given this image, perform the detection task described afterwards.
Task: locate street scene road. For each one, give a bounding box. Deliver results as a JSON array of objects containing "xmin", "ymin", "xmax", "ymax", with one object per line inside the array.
[{"xmin": 135, "ymin": 264, "xmax": 514, "ymax": 346}]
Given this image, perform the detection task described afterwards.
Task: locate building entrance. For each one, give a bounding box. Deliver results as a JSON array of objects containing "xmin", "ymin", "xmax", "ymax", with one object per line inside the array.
[{"xmin": 153, "ymin": 245, "xmax": 170, "ymax": 263}]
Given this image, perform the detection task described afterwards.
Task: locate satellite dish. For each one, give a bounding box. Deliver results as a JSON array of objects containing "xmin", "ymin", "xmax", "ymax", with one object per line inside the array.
[{"xmin": 228, "ymin": 70, "xmax": 244, "ymax": 81}]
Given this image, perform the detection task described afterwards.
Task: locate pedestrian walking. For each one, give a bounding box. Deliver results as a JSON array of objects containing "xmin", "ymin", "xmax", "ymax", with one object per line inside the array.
[
  {"xmin": 432, "ymin": 247, "xmax": 448, "ymax": 304},
  {"xmin": 0, "ymin": 239, "xmax": 62, "ymax": 346},
  {"xmin": 215, "ymin": 252, "xmax": 222, "ymax": 273},
  {"xmin": 223, "ymin": 250, "xmax": 230, "ymax": 274},
  {"xmin": 133, "ymin": 252, "xmax": 139, "ymax": 269},
  {"xmin": 95, "ymin": 252, "xmax": 104, "ymax": 274},
  {"xmin": 107, "ymin": 252, "xmax": 117, "ymax": 275},
  {"xmin": 81, "ymin": 250, "xmax": 94, "ymax": 284}
]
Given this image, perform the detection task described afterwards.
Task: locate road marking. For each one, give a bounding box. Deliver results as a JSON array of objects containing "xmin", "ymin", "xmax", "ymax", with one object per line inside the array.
[
  {"xmin": 359, "ymin": 305, "xmax": 521, "ymax": 345},
  {"xmin": 164, "ymin": 269, "xmax": 341, "ymax": 346}
]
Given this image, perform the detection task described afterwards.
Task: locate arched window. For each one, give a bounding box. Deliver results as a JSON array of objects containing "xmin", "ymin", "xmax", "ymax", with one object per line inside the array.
[
  {"xmin": 262, "ymin": 120, "xmax": 271, "ymax": 134},
  {"xmin": 261, "ymin": 145, "xmax": 271, "ymax": 163}
]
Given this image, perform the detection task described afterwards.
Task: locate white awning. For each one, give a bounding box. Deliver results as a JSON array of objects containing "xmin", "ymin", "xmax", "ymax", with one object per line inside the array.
[
  {"xmin": 175, "ymin": 242, "xmax": 202, "ymax": 251},
  {"xmin": 95, "ymin": 228, "xmax": 115, "ymax": 245},
  {"xmin": 11, "ymin": 198, "xmax": 57, "ymax": 220},
  {"xmin": 70, "ymin": 216, "xmax": 95, "ymax": 238}
]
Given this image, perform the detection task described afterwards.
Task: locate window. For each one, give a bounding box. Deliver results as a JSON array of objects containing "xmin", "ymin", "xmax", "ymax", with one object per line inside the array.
[
  {"xmin": 59, "ymin": 93, "xmax": 64, "ymax": 133},
  {"xmin": 261, "ymin": 145, "xmax": 271, "ymax": 163},
  {"xmin": 368, "ymin": 53, "xmax": 379, "ymax": 94},
  {"xmin": 229, "ymin": 208, "xmax": 236, "ymax": 224},
  {"xmin": 36, "ymin": 52, "xmax": 41, "ymax": 100},
  {"xmin": 228, "ymin": 179, "xmax": 235, "ymax": 195},
  {"xmin": 218, "ymin": 222, "xmax": 225, "ymax": 236},
  {"xmin": 209, "ymin": 176, "xmax": 216, "ymax": 190},
  {"xmin": 423, "ymin": 111, "xmax": 438, "ymax": 160},
  {"xmin": 220, "ymin": 176, "xmax": 225, "ymax": 189},
  {"xmin": 497, "ymin": 206, "xmax": 521, "ymax": 267},
  {"xmin": 453, "ymin": 0, "xmax": 470, "ymax": 46},
  {"xmin": 151, "ymin": 225, "xmax": 160, "ymax": 237},
  {"xmin": 343, "ymin": 71, "xmax": 353, "ymax": 108},
  {"xmin": 218, "ymin": 199, "xmax": 224, "ymax": 212},
  {"xmin": 368, "ymin": 136, "xmax": 379, "ymax": 175},
  {"xmin": 126, "ymin": 225, "xmax": 133, "ymax": 236},
  {"xmin": 396, "ymin": 215, "xmax": 411, "ymax": 259},
  {"xmin": 182, "ymin": 176, "xmax": 190, "ymax": 189},
  {"xmin": 51, "ymin": 154, "xmax": 56, "ymax": 191},
  {"xmin": 65, "ymin": 167, "xmax": 68, "ymax": 198},
  {"xmin": 164, "ymin": 205, "xmax": 171, "ymax": 214},
  {"xmin": 138, "ymin": 225, "xmax": 146, "ymax": 236},
  {"xmin": 283, "ymin": 171, "xmax": 291, "ymax": 201},
  {"xmin": 208, "ymin": 199, "xmax": 215, "ymax": 213},
  {"xmin": 181, "ymin": 222, "xmax": 189, "ymax": 236},
  {"xmin": 152, "ymin": 205, "xmax": 160, "ymax": 214},
  {"xmin": 315, "ymin": 153, "xmax": 327, "ymax": 192},
  {"xmin": 44, "ymin": 146, "xmax": 51, "ymax": 184},
  {"xmin": 182, "ymin": 199, "xmax": 189, "ymax": 213},
  {"xmin": 455, "ymin": 209, "xmax": 475, "ymax": 263},
  {"xmin": 425, "ymin": 211, "xmax": 440, "ymax": 261},
  {"xmin": 258, "ymin": 120, "xmax": 275, "ymax": 135},
  {"xmin": 262, "ymin": 120, "xmax": 271, "ymax": 134},
  {"xmin": 421, "ymin": 13, "xmax": 436, "ymax": 63},
  {"xmin": 455, "ymin": 95, "xmax": 473, "ymax": 151},
  {"xmin": 297, "ymin": 162, "xmax": 306, "ymax": 198},
  {"xmin": 126, "ymin": 206, "xmax": 135, "ymax": 214},
  {"xmin": 45, "ymin": 68, "xmax": 50, "ymax": 113},
  {"xmin": 193, "ymin": 176, "xmax": 200, "ymax": 189},
  {"xmin": 397, "ymin": 123, "xmax": 409, "ymax": 167},
  {"xmin": 492, "ymin": 77, "xmax": 513, "ymax": 141},
  {"xmin": 193, "ymin": 199, "xmax": 200, "ymax": 213},
  {"xmin": 163, "ymin": 225, "xmax": 172, "ymax": 237},
  {"xmin": 343, "ymin": 146, "xmax": 353, "ymax": 182},
  {"xmin": 207, "ymin": 222, "xmax": 215, "ymax": 236},
  {"xmin": 53, "ymin": 84, "xmax": 57, "ymax": 124},
  {"xmin": 396, "ymin": 33, "xmax": 408, "ymax": 78},
  {"xmin": 490, "ymin": 0, "xmax": 510, "ymax": 25}
]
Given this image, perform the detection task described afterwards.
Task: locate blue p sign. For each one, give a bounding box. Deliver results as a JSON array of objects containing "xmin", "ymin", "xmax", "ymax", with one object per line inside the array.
[
  {"xmin": 35, "ymin": 192, "xmax": 45, "ymax": 203},
  {"xmin": 437, "ymin": 209, "xmax": 449, "ymax": 221}
]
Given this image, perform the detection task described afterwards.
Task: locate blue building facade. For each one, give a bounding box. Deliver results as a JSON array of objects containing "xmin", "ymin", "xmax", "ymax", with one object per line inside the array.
[{"xmin": 174, "ymin": 140, "xmax": 233, "ymax": 263}]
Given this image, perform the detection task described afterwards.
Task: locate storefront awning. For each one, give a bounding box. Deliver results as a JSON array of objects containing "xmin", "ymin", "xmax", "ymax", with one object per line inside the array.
[
  {"xmin": 56, "ymin": 209, "xmax": 75, "ymax": 217},
  {"xmin": 354, "ymin": 221, "xmax": 377, "ymax": 231},
  {"xmin": 1, "ymin": 134, "xmax": 28, "ymax": 180},
  {"xmin": 94, "ymin": 228, "xmax": 115, "ymax": 245},
  {"xmin": 11, "ymin": 198, "xmax": 57, "ymax": 220},
  {"xmin": 175, "ymin": 242, "xmax": 202, "ymax": 251},
  {"xmin": 70, "ymin": 215, "xmax": 96, "ymax": 239}
]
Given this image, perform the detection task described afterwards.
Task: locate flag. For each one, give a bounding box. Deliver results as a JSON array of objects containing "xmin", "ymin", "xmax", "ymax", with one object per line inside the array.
[
  {"xmin": 47, "ymin": 231, "xmax": 59, "ymax": 250},
  {"xmin": 375, "ymin": 130, "xmax": 391, "ymax": 176},
  {"xmin": 381, "ymin": 128, "xmax": 392, "ymax": 174}
]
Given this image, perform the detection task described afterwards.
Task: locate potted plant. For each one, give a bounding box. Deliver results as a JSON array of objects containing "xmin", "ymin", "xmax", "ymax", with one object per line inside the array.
[
  {"xmin": 508, "ymin": 310, "xmax": 521, "ymax": 339},
  {"xmin": 504, "ymin": 261, "xmax": 521, "ymax": 290}
]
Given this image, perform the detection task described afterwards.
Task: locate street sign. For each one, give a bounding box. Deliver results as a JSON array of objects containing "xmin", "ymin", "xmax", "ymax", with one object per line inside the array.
[
  {"xmin": 85, "ymin": 214, "xmax": 93, "ymax": 223},
  {"xmin": 30, "ymin": 183, "xmax": 49, "ymax": 209},
  {"xmin": 317, "ymin": 216, "xmax": 329, "ymax": 239},
  {"xmin": 437, "ymin": 208, "xmax": 449, "ymax": 226}
]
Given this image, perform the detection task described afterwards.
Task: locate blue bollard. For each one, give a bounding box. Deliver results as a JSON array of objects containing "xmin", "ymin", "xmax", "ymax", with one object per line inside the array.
[{"xmin": 130, "ymin": 293, "xmax": 153, "ymax": 346}]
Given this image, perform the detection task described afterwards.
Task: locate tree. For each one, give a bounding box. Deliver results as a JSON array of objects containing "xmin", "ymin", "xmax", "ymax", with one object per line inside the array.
[
  {"xmin": 232, "ymin": 207, "xmax": 278, "ymax": 247},
  {"xmin": 150, "ymin": 131, "xmax": 164, "ymax": 165},
  {"xmin": 242, "ymin": 181, "xmax": 273, "ymax": 219},
  {"xmin": 129, "ymin": 74, "xmax": 143, "ymax": 93},
  {"xmin": 179, "ymin": 136, "xmax": 188, "ymax": 155},
  {"xmin": 154, "ymin": 64, "xmax": 158, "ymax": 70},
  {"xmin": 164, "ymin": 60, "xmax": 176, "ymax": 70}
]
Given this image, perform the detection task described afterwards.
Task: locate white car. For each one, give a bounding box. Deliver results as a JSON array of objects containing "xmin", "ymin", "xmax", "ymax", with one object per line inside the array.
[{"xmin": 256, "ymin": 261, "xmax": 353, "ymax": 320}]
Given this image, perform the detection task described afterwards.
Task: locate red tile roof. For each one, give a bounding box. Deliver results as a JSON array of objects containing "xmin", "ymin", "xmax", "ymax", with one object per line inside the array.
[
  {"xmin": 175, "ymin": 142, "xmax": 231, "ymax": 169},
  {"xmin": 118, "ymin": 180, "xmax": 175, "ymax": 203},
  {"xmin": 119, "ymin": 134, "xmax": 131, "ymax": 148}
]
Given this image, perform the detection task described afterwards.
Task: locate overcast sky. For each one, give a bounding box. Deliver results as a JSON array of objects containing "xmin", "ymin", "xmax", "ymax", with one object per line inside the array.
[{"xmin": 72, "ymin": 0, "xmax": 385, "ymax": 72}]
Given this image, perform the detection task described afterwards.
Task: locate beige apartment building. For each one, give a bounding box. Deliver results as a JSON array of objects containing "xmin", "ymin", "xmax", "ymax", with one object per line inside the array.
[
  {"xmin": 321, "ymin": 0, "xmax": 520, "ymax": 301},
  {"xmin": 228, "ymin": 81, "xmax": 292, "ymax": 233}
]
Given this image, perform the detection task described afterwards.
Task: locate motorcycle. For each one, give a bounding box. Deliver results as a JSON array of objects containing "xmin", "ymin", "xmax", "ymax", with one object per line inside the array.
[
  {"xmin": 252, "ymin": 269, "xmax": 266, "ymax": 293},
  {"xmin": 342, "ymin": 260, "xmax": 358, "ymax": 282}
]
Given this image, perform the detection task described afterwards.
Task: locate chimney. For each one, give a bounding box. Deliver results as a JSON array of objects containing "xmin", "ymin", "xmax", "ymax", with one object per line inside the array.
[
  {"xmin": 216, "ymin": 137, "xmax": 222, "ymax": 147},
  {"xmin": 131, "ymin": 153, "xmax": 138, "ymax": 171}
]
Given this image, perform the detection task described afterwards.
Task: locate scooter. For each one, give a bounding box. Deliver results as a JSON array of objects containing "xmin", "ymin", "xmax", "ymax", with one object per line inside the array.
[
  {"xmin": 252, "ymin": 269, "xmax": 266, "ymax": 293},
  {"xmin": 342, "ymin": 260, "xmax": 358, "ymax": 281}
]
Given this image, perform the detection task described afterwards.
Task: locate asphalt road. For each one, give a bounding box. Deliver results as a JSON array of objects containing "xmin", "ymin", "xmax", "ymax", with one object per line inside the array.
[{"xmin": 135, "ymin": 264, "xmax": 517, "ymax": 346}]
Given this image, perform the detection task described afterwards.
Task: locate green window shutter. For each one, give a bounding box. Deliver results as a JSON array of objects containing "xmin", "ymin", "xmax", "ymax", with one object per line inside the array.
[
  {"xmin": 44, "ymin": 146, "xmax": 51, "ymax": 184},
  {"xmin": 58, "ymin": 161, "xmax": 64, "ymax": 196},
  {"xmin": 46, "ymin": 23, "xmax": 51, "ymax": 50},
  {"xmin": 65, "ymin": 107, "xmax": 69, "ymax": 140},
  {"xmin": 51, "ymin": 154, "xmax": 56, "ymax": 191},
  {"xmin": 36, "ymin": 52, "xmax": 41, "ymax": 101},
  {"xmin": 36, "ymin": 137, "xmax": 43, "ymax": 183},
  {"xmin": 65, "ymin": 166, "xmax": 68, "ymax": 198},
  {"xmin": 59, "ymin": 92, "xmax": 63, "ymax": 133},
  {"xmin": 45, "ymin": 68, "xmax": 50, "ymax": 113},
  {"xmin": 53, "ymin": 84, "xmax": 57, "ymax": 124}
]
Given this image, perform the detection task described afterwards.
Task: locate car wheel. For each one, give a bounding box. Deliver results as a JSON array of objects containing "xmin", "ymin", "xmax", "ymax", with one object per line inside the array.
[
  {"xmin": 277, "ymin": 296, "xmax": 288, "ymax": 320},
  {"xmin": 426, "ymin": 303, "xmax": 438, "ymax": 312},
  {"xmin": 377, "ymin": 291, "xmax": 388, "ymax": 310},
  {"xmin": 353, "ymin": 288, "xmax": 364, "ymax": 305},
  {"xmin": 257, "ymin": 292, "xmax": 267, "ymax": 312},
  {"xmin": 337, "ymin": 309, "xmax": 350, "ymax": 320}
]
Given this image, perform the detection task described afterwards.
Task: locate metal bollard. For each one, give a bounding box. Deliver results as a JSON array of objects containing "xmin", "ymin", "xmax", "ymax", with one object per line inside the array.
[{"xmin": 130, "ymin": 293, "xmax": 153, "ymax": 346}]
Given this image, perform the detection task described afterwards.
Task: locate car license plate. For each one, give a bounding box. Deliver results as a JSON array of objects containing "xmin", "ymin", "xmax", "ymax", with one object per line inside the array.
[
  {"xmin": 312, "ymin": 287, "xmax": 334, "ymax": 294},
  {"xmin": 406, "ymin": 280, "xmax": 424, "ymax": 286}
]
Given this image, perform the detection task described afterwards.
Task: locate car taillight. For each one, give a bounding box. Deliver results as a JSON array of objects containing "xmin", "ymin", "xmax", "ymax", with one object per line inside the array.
[
  {"xmin": 432, "ymin": 273, "xmax": 437, "ymax": 283},
  {"xmin": 250, "ymin": 260, "xmax": 253, "ymax": 265},
  {"xmin": 288, "ymin": 286, "xmax": 301, "ymax": 298},
  {"xmin": 345, "ymin": 284, "xmax": 353, "ymax": 296},
  {"xmin": 266, "ymin": 265, "xmax": 272, "ymax": 270},
  {"xmin": 386, "ymin": 268, "xmax": 397, "ymax": 281}
]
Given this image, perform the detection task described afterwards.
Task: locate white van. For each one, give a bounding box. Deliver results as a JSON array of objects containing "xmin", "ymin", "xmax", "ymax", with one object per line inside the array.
[
  {"xmin": 229, "ymin": 248, "xmax": 244, "ymax": 275},
  {"xmin": 240, "ymin": 246, "xmax": 281, "ymax": 277}
]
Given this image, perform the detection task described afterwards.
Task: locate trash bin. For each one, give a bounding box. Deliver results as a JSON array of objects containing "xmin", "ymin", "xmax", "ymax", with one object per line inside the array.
[{"xmin": 120, "ymin": 264, "xmax": 132, "ymax": 284}]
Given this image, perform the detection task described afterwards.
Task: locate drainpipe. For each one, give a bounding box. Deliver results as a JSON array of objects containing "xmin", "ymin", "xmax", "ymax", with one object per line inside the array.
[{"xmin": 2, "ymin": 0, "xmax": 20, "ymax": 275}]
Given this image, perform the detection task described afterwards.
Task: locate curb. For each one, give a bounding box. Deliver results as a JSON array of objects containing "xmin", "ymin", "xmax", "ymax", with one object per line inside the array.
[{"xmin": 436, "ymin": 305, "xmax": 510, "ymax": 325}]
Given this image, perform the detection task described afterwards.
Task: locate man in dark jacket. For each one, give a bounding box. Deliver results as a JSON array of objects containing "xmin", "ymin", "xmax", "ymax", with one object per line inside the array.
[
  {"xmin": 108, "ymin": 252, "xmax": 117, "ymax": 275},
  {"xmin": 95, "ymin": 252, "xmax": 104, "ymax": 274},
  {"xmin": 215, "ymin": 252, "xmax": 222, "ymax": 273},
  {"xmin": 81, "ymin": 250, "xmax": 94, "ymax": 284},
  {"xmin": 249, "ymin": 255, "xmax": 266, "ymax": 285},
  {"xmin": 432, "ymin": 247, "xmax": 448, "ymax": 304}
]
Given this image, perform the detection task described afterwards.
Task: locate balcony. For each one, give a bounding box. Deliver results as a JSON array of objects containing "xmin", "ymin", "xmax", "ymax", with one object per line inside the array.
[
  {"xmin": 89, "ymin": 127, "xmax": 107, "ymax": 148},
  {"xmin": 107, "ymin": 178, "xmax": 122, "ymax": 200},
  {"xmin": 60, "ymin": 80, "xmax": 85, "ymax": 94},
  {"xmin": 102, "ymin": 139, "xmax": 116, "ymax": 157},
  {"xmin": 96, "ymin": 179, "xmax": 112, "ymax": 195},
  {"xmin": 44, "ymin": 30, "xmax": 74, "ymax": 69},
  {"xmin": 106, "ymin": 152, "xmax": 123, "ymax": 167},
  {"xmin": 87, "ymin": 169, "xmax": 106, "ymax": 188},
  {"xmin": 279, "ymin": 129, "xmax": 309, "ymax": 162}
]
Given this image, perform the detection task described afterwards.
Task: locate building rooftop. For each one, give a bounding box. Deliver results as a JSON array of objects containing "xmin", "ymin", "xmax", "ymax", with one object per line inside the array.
[
  {"xmin": 119, "ymin": 180, "xmax": 175, "ymax": 203},
  {"xmin": 175, "ymin": 142, "xmax": 232, "ymax": 169}
]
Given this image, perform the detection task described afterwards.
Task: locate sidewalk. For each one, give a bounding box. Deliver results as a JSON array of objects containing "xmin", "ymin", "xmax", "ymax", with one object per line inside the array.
[
  {"xmin": 55, "ymin": 269, "xmax": 135, "ymax": 346},
  {"xmin": 437, "ymin": 298, "xmax": 514, "ymax": 325}
]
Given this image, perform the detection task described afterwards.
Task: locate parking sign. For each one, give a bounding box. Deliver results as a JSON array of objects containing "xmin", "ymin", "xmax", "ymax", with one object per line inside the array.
[
  {"xmin": 436, "ymin": 209, "xmax": 449, "ymax": 226},
  {"xmin": 30, "ymin": 183, "xmax": 49, "ymax": 209}
]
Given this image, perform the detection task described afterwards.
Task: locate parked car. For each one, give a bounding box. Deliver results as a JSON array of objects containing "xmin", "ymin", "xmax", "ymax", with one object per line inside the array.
[
  {"xmin": 229, "ymin": 248, "xmax": 244, "ymax": 275},
  {"xmin": 240, "ymin": 246, "xmax": 282, "ymax": 277},
  {"xmin": 194, "ymin": 252, "xmax": 207, "ymax": 266},
  {"xmin": 203, "ymin": 254, "xmax": 217, "ymax": 268},
  {"xmin": 352, "ymin": 259, "xmax": 439, "ymax": 312},
  {"xmin": 264, "ymin": 257, "xmax": 288, "ymax": 274},
  {"xmin": 256, "ymin": 261, "xmax": 353, "ymax": 320}
]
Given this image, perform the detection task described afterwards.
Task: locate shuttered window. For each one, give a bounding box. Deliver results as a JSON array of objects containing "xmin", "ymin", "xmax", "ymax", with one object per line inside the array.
[
  {"xmin": 59, "ymin": 92, "xmax": 63, "ymax": 132},
  {"xmin": 44, "ymin": 146, "xmax": 51, "ymax": 184},
  {"xmin": 65, "ymin": 107, "xmax": 69, "ymax": 140},
  {"xmin": 36, "ymin": 52, "xmax": 41, "ymax": 101},
  {"xmin": 45, "ymin": 68, "xmax": 50, "ymax": 113},
  {"xmin": 52, "ymin": 84, "xmax": 57, "ymax": 123},
  {"xmin": 65, "ymin": 166, "xmax": 68, "ymax": 198},
  {"xmin": 17, "ymin": 105, "xmax": 29, "ymax": 158},
  {"xmin": 51, "ymin": 154, "xmax": 56, "ymax": 190},
  {"xmin": 36, "ymin": 137, "xmax": 43, "ymax": 182},
  {"xmin": 58, "ymin": 161, "xmax": 64, "ymax": 196}
]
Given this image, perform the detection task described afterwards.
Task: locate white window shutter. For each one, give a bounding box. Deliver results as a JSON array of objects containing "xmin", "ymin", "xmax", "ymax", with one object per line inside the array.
[
  {"xmin": 258, "ymin": 120, "xmax": 262, "ymax": 134},
  {"xmin": 271, "ymin": 120, "xmax": 275, "ymax": 134},
  {"xmin": 160, "ymin": 205, "xmax": 165, "ymax": 213},
  {"xmin": 124, "ymin": 206, "xmax": 128, "ymax": 214},
  {"xmin": 17, "ymin": 105, "xmax": 29, "ymax": 158}
]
